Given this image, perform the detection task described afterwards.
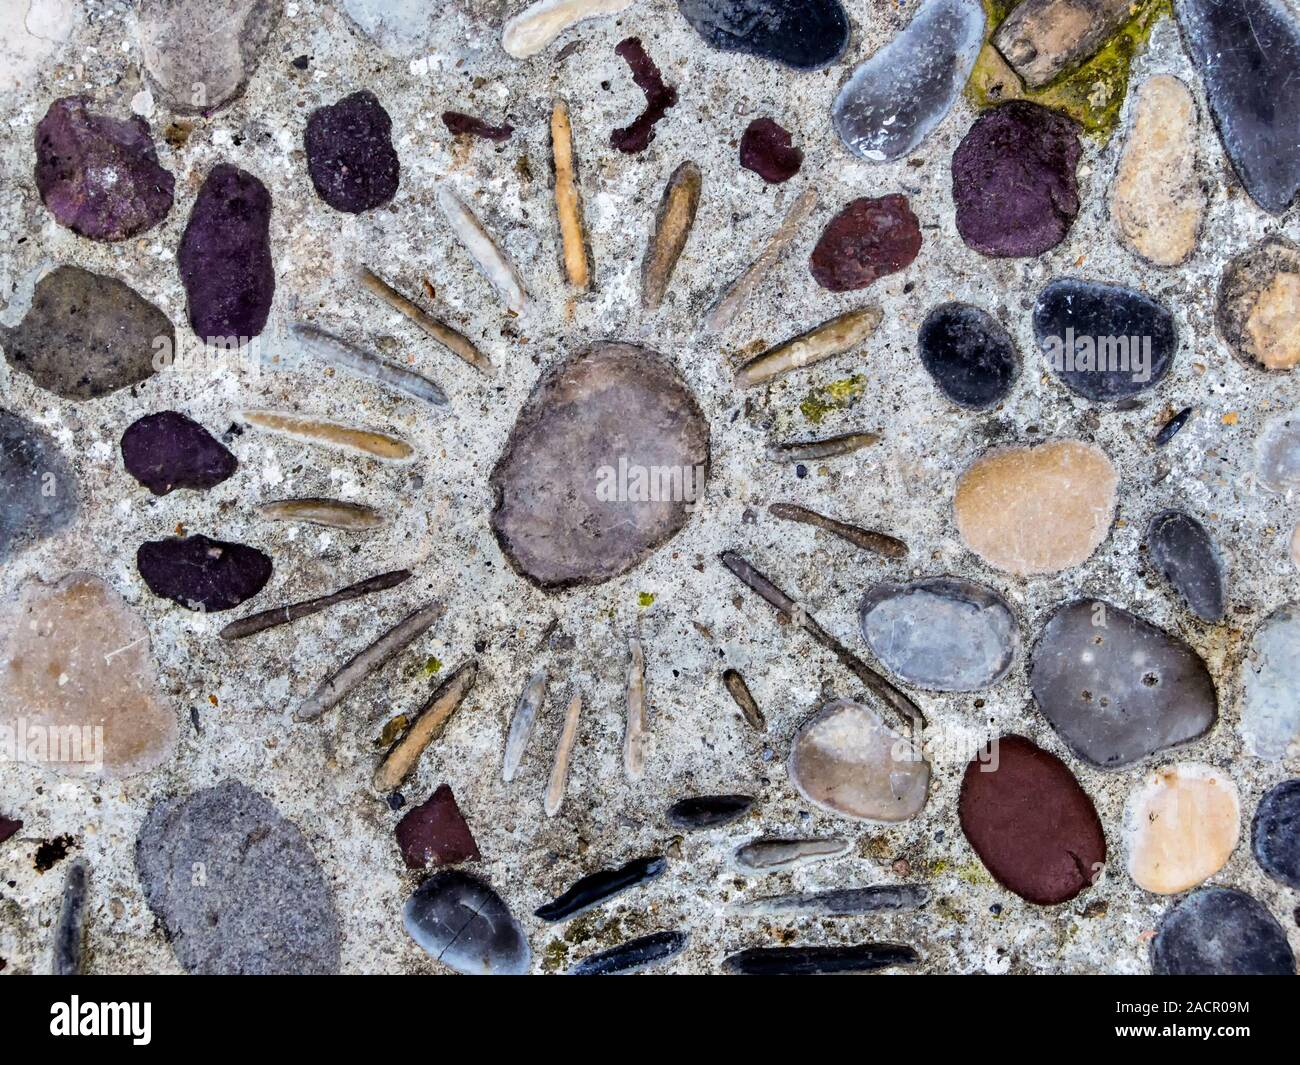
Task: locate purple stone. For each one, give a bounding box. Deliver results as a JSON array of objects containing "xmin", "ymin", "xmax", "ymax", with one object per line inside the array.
[
  {"xmin": 137, "ymin": 534, "xmax": 272, "ymax": 612},
  {"xmin": 0, "ymin": 815, "xmax": 21, "ymax": 845},
  {"xmin": 34, "ymin": 96, "xmax": 175, "ymax": 242},
  {"xmin": 739, "ymin": 118, "xmax": 803, "ymax": 184},
  {"xmin": 304, "ymin": 91, "xmax": 400, "ymax": 213},
  {"xmin": 178, "ymin": 164, "xmax": 275, "ymax": 344},
  {"xmin": 952, "ymin": 100, "xmax": 1081, "ymax": 258},
  {"xmin": 395, "ymin": 785, "xmax": 481, "ymax": 870},
  {"xmin": 121, "ymin": 411, "xmax": 238, "ymax": 496}
]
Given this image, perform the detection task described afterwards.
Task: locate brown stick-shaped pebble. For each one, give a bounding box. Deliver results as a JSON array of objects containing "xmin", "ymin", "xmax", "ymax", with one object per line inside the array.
[
  {"xmin": 722, "ymin": 669, "xmax": 765, "ymax": 731},
  {"xmin": 258, "ymin": 498, "xmax": 385, "ymax": 531},
  {"xmin": 768, "ymin": 503, "xmax": 908, "ymax": 559},
  {"xmin": 769, "ymin": 432, "xmax": 880, "ymax": 462},
  {"xmin": 551, "ymin": 99, "xmax": 591, "ymax": 290},
  {"xmin": 642, "ymin": 161, "xmax": 701, "ymax": 311},
  {"xmin": 243, "ymin": 409, "xmax": 413, "ymax": 462},
  {"xmin": 734, "ymin": 307, "xmax": 882, "ymax": 389},
  {"xmin": 295, "ymin": 601, "xmax": 444, "ymax": 722},
  {"xmin": 624, "ymin": 639, "xmax": 648, "ymax": 781},
  {"xmin": 358, "ymin": 266, "xmax": 494, "ymax": 376},
  {"xmin": 220, "ymin": 569, "xmax": 413, "ymax": 641},
  {"xmin": 373, "ymin": 660, "xmax": 478, "ymax": 793},
  {"xmin": 544, "ymin": 689, "xmax": 583, "ymax": 817}
]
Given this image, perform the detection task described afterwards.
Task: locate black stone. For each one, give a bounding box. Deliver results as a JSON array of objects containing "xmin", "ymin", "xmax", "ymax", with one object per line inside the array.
[
  {"xmin": 1155, "ymin": 406, "xmax": 1194, "ymax": 446},
  {"xmin": 568, "ymin": 931, "xmax": 688, "ymax": 975},
  {"xmin": 676, "ymin": 0, "xmax": 849, "ymax": 70},
  {"xmin": 1033, "ymin": 279, "xmax": 1177, "ymax": 401},
  {"xmin": 666, "ymin": 794, "xmax": 754, "ymax": 830},
  {"xmin": 1147, "ymin": 510, "xmax": 1226, "ymax": 622},
  {"xmin": 1151, "ymin": 887, "xmax": 1294, "ymax": 975},
  {"xmin": 918, "ymin": 303, "xmax": 1019, "ymax": 409},
  {"xmin": 534, "ymin": 855, "xmax": 666, "ymax": 923},
  {"xmin": 137, "ymin": 534, "xmax": 272, "ymax": 612},
  {"xmin": 0, "ymin": 409, "xmax": 78, "ymax": 565},
  {"xmin": 121, "ymin": 411, "xmax": 238, "ymax": 496},
  {"xmin": 1252, "ymin": 779, "xmax": 1300, "ymax": 889},
  {"xmin": 304, "ymin": 90, "xmax": 400, "ymax": 213},
  {"xmin": 722, "ymin": 943, "xmax": 919, "ymax": 975}
]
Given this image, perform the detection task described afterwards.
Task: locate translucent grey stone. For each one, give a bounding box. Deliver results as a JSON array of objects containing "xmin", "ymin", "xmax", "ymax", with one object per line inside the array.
[
  {"xmin": 0, "ymin": 410, "xmax": 78, "ymax": 564},
  {"xmin": 1240, "ymin": 604, "xmax": 1300, "ymax": 760},
  {"xmin": 833, "ymin": 0, "xmax": 985, "ymax": 162},
  {"xmin": 1146, "ymin": 510, "xmax": 1226, "ymax": 622},
  {"xmin": 859, "ymin": 577, "xmax": 1018, "ymax": 692},
  {"xmin": 1151, "ymin": 887, "xmax": 1295, "ymax": 975},
  {"xmin": 1174, "ymin": 0, "xmax": 1300, "ymax": 214},
  {"xmin": 1029, "ymin": 599, "xmax": 1218, "ymax": 769},
  {"xmin": 403, "ymin": 869, "xmax": 530, "ymax": 975},
  {"xmin": 1256, "ymin": 409, "xmax": 1300, "ymax": 493}
]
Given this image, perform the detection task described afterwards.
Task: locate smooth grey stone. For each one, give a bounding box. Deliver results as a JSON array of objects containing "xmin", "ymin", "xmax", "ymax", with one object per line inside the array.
[
  {"xmin": 0, "ymin": 410, "xmax": 78, "ymax": 565},
  {"xmin": 51, "ymin": 859, "xmax": 88, "ymax": 975},
  {"xmin": 917, "ymin": 302, "xmax": 1020, "ymax": 409},
  {"xmin": 1029, "ymin": 599, "xmax": 1217, "ymax": 769},
  {"xmin": 732, "ymin": 836, "xmax": 848, "ymax": 873},
  {"xmin": 733, "ymin": 884, "xmax": 929, "ymax": 916},
  {"xmin": 833, "ymin": 0, "xmax": 984, "ymax": 162},
  {"xmin": 1252, "ymin": 779, "xmax": 1300, "ymax": 889},
  {"xmin": 403, "ymin": 869, "xmax": 530, "ymax": 975},
  {"xmin": 1174, "ymin": 0, "xmax": 1300, "ymax": 214},
  {"xmin": 859, "ymin": 577, "xmax": 1018, "ymax": 692},
  {"xmin": 1151, "ymin": 887, "xmax": 1295, "ymax": 975},
  {"xmin": 136, "ymin": 780, "xmax": 340, "ymax": 975},
  {"xmin": 723, "ymin": 943, "xmax": 919, "ymax": 975},
  {"xmin": 1256, "ymin": 410, "xmax": 1300, "ymax": 493},
  {"xmin": 666, "ymin": 794, "xmax": 753, "ymax": 830},
  {"xmin": 676, "ymin": 0, "xmax": 850, "ymax": 70},
  {"xmin": 568, "ymin": 931, "xmax": 688, "ymax": 975},
  {"xmin": 1146, "ymin": 510, "xmax": 1226, "ymax": 621},
  {"xmin": 1240, "ymin": 604, "xmax": 1300, "ymax": 759}
]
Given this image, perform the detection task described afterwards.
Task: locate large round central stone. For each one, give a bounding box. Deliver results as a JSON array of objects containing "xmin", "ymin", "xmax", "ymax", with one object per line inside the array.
[{"xmin": 490, "ymin": 343, "xmax": 710, "ymax": 590}]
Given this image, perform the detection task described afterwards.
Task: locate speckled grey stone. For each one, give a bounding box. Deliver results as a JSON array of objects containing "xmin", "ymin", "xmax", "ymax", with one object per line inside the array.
[
  {"xmin": 1256, "ymin": 410, "xmax": 1300, "ymax": 493},
  {"xmin": 1240, "ymin": 604, "xmax": 1300, "ymax": 760},
  {"xmin": 403, "ymin": 869, "xmax": 530, "ymax": 975},
  {"xmin": 1151, "ymin": 887, "xmax": 1295, "ymax": 975},
  {"xmin": 0, "ymin": 410, "xmax": 78, "ymax": 565},
  {"xmin": 1251, "ymin": 778, "xmax": 1300, "ymax": 889},
  {"xmin": 1146, "ymin": 510, "xmax": 1226, "ymax": 622}
]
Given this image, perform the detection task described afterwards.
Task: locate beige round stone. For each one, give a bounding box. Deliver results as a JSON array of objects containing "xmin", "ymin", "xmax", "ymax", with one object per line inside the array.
[
  {"xmin": 787, "ymin": 699, "xmax": 929, "ymax": 822},
  {"xmin": 1217, "ymin": 236, "xmax": 1300, "ymax": 372},
  {"xmin": 953, "ymin": 439, "xmax": 1118, "ymax": 576},
  {"xmin": 1246, "ymin": 270, "xmax": 1300, "ymax": 370},
  {"xmin": 1124, "ymin": 763, "xmax": 1240, "ymax": 895},
  {"xmin": 1111, "ymin": 75, "xmax": 1205, "ymax": 267}
]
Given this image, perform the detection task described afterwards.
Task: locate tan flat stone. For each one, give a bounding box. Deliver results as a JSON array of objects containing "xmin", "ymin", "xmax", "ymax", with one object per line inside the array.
[
  {"xmin": 1124, "ymin": 763, "xmax": 1240, "ymax": 894},
  {"xmin": 1216, "ymin": 236, "xmax": 1300, "ymax": 372},
  {"xmin": 1245, "ymin": 270, "xmax": 1300, "ymax": 370}
]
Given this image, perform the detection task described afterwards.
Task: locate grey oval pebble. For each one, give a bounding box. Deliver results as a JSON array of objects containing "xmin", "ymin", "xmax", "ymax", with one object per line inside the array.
[
  {"xmin": 1147, "ymin": 510, "xmax": 1226, "ymax": 621},
  {"xmin": 1151, "ymin": 887, "xmax": 1295, "ymax": 975},
  {"xmin": 404, "ymin": 869, "xmax": 530, "ymax": 975},
  {"xmin": 1251, "ymin": 778, "xmax": 1300, "ymax": 889}
]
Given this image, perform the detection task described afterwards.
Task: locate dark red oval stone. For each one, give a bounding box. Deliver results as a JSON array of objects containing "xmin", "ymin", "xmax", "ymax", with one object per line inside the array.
[
  {"xmin": 395, "ymin": 784, "xmax": 481, "ymax": 870},
  {"xmin": 137, "ymin": 534, "xmax": 271, "ymax": 612},
  {"xmin": 958, "ymin": 734, "xmax": 1106, "ymax": 905},
  {"xmin": 177, "ymin": 164, "xmax": 275, "ymax": 344},
  {"xmin": 121, "ymin": 411, "xmax": 238, "ymax": 496},
  {"xmin": 305, "ymin": 90, "xmax": 400, "ymax": 213},
  {"xmin": 952, "ymin": 100, "xmax": 1081, "ymax": 258},
  {"xmin": 809, "ymin": 194, "xmax": 922, "ymax": 291},
  {"xmin": 34, "ymin": 96, "xmax": 175, "ymax": 242},
  {"xmin": 739, "ymin": 117, "xmax": 803, "ymax": 183}
]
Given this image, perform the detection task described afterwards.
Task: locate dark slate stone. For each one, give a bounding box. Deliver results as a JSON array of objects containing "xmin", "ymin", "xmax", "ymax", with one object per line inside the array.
[
  {"xmin": 917, "ymin": 302, "xmax": 1019, "ymax": 409},
  {"xmin": 1029, "ymin": 599, "xmax": 1218, "ymax": 769},
  {"xmin": 403, "ymin": 869, "xmax": 530, "ymax": 975},
  {"xmin": 120, "ymin": 411, "xmax": 238, "ymax": 496},
  {"xmin": 1174, "ymin": 0, "xmax": 1300, "ymax": 215},
  {"xmin": 136, "ymin": 780, "xmax": 341, "ymax": 974},
  {"xmin": 535, "ymin": 855, "xmax": 667, "ymax": 923},
  {"xmin": 666, "ymin": 794, "xmax": 754, "ymax": 830},
  {"xmin": 739, "ymin": 118, "xmax": 802, "ymax": 183},
  {"xmin": 722, "ymin": 943, "xmax": 919, "ymax": 975},
  {"xmin": 958, "ymin": 734, "xmax": 1106, "ymax": 905},
  {"xmin": 177, "ymin": 164, "xmax": 275, "ymax": 344},
  {"xmin": 569, "ymin": 931, "xmax": 688, "ymax": 975},
  {"xmin": 952, "ymin": 101, "xmax": 1081, "ymax": 258},
  {"xmin": 1147, "ymin": 510, "xmax": 1226, "ymax": 622},
  {"xmin": 137, "ymin": 534, "xmax": 272, "ymax": 612},
  {"xmin": 1251, "ymin": 778, "xmax": 1300, "ymax": 889},
  {"xmin": 305, "ymin": 90, "xmax": 400, "ymax": 213},
  {"xmin": 0, "ymin": 265, "xmax": 169, "ymax": 400},
  {"xmin": 809, "ymin": 195, "xmax": 922, "ymax": 292},
  {"xmin": 1033, "ymin": 279, "xmax": 1177, "ymax": 401},
  {"xmin": 0, "ymin": 815, "xmax": 22, "ymax": 845},
  {"xmin": 0, "ymin": 410, "xmax": 78, "ymax": 565},
  {"xmin": 1155, "ymin": 406, "xmax": 1194, "ymax": 446},
  {"xmin": 34, "ymin": 96, "xmax": 174, "ymax": 242},
  {"xmin": 676, "ymin": 0, "xmax": 850, "ymax": 70},
  {"xmin": 1151, "ymin": 887, "xmax": 1295, "ymax": 975},
  {"xmin": 394, "ymin": 784, "xmax": 480, "ymax": 870}
]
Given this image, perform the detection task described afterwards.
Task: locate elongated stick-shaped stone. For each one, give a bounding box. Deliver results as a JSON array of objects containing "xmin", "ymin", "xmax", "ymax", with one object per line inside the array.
[
  {"xmin": 624, "ymin": 638, "xmax": 648, "ymax": 781},
  {"xmin": 258, "ymin": 498, "xmax": 385, "ymax": 531},
  {"xmin": 535, "ymin": 855, "xmax": 666, "ymax": 922},
  {"xmin": 503, "ymin": 671, "xmax": 548, "ymax": 782},
  {"xmin": 357, "ymin": 268, "xmax": 493, "ymax": 376},
  {"xmin": 568, "ymin": 930, "xmax": 687, "ymax": 975},
  {"xmin": 545, "ymin": 690, "xmax": 583, "ymax": 817},
  {"xmin": 723, "ymin": 943, "xmax": 919, "ymax": 976},
  {"xmin": 292, "ymin": 321, "xmax": 451, "ymax": 403},
  {"xmin": 719, "ymin": 551, "xmax": 926, "ymax": 730},
  {"xmin": 732, "ymin": 885, "xmax": 930, "ymax": 916},
  {"xmin": 642, "ymin": 161, "xmax": 701, "ymax": 311},
  {"xmin": 437, "ymin": 186, "xmax": 529, "ymax": 314},
  {"xmin": 769, "ymin": 431, "xmax": 880, "ymax": 462},
  {"xmin": 769, "ymin": 503, "xmax": 908, "ymax": 559},
  {"xmin": 551, "ymin": 99, "xmax": 591, "ymax": 290},
  {"xmin": 705, "ymin": 188, "xmax": 818, "ymax": 333},
  {"xmin": 993, "ymin": 0, "xmax": 1134, "ymax": 89},
  {"xmin": 219, "ymin": 569, "xmax": 413, "ymax": 641},
  {"xmin": 502, "ymin": 0, "xmax": 637, "ymax": 58},
  {"xmin": 721, "ymin": 668, "xmax": 765, "ymax": 731},
  {"xmin": 374, "ymin": 660, "xmax": 479, "ymax": 793},
  {"xmin": 243, "ymin": 410, "xmax": 413, "ymax": 462},
  {"xmin": 734, "ymin": 307, "xmax": 882, "ymax": 389},
  {"xmin": 733, "ymin": 837, "xmax": 849, "ymax": 873},
  {"xmin": 52, "ymin": 859, "xmax": 88, "ymax": 976},
  {"xmin": 295, "ymin": 601, "xmax": 443, "ymax": 722}
]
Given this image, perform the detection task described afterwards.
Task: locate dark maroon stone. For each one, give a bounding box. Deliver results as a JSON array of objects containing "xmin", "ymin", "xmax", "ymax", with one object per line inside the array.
[
  {"xmin": 809, "ymin": 194, "xmax": 922, "ymax": 291},
  {"xmin": 178, "ymin": 164, "xmax": 275, "ymax": 344},
  {"xmin": 739, "ymin": 118, "xmax": 803, "ymax": 184},
  {"xmin": 137, "ymin": 534, "xmax": 272, "ymax": 612},
  {"xmin": 442, "ymin": 111, "xmax": 514, "ymax": 142},
  {"xmin": 611, "ymin": 38, "xmax": 679, "ymax": 154},
  {"xmin": 34, "ymin": 96, "xmax": 174, "ymax": 243},
  {"xmin": 304, "ymin": 90, "xmax": 400, "ymax": 213},
  {"xmin": 395, "ymin": 785, "xmax": 480, "ymax": 870},
  {"xmin": 0, "ymin": 815, "xmax": 21, "ymax": 845},
  {"xmin": 121, "ymin": 411, "xmax": 238, "ymax": 496},
  {"xmin": 952, "ymin": 101, "xmax": 1081, "ymax": 259}
]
